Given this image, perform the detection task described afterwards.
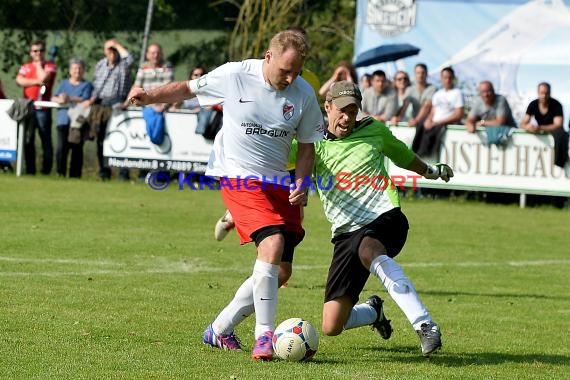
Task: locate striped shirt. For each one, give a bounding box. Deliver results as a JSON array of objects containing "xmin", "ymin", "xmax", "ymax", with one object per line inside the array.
[
  {"xmin": 92, "ymin": 54, "xmax": 134, "ymax": 102},
  {"xmin": 134, "ymin": 62, "xmax": 174, "ymax": 90},
  {"xmin": 314, "ymin": 117, "xmax": 415, "ymax": 237}
]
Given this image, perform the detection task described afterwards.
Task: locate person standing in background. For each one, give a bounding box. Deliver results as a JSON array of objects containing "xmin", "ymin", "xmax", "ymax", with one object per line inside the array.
[
  {"xmin": 15, "ymin": 40, "xmax": 57, "ymax": 175},
  {"xmin": 124, "ymin": 43, "xmax": 174, "ymax": 181},
  {"xmin": 51, "ymin": 58, "xmax": 93, "ymax": 178},
  {"xmin": 81, "ymin": 39, "xmax": 133, "ymax": 181}
]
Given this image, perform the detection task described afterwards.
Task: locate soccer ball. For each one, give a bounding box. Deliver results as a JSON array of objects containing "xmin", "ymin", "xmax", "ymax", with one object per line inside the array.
[{"xmin": 272, "ymin": 318, "xmax": 319, "ymax": 361}]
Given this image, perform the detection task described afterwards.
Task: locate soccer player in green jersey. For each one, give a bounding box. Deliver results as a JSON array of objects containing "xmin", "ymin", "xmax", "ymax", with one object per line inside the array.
[{"xmin": 312, "ymin": 81, "xmax": 453, "ymax": 356}]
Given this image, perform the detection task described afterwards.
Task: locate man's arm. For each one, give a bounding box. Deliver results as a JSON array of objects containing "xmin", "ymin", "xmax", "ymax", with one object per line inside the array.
[
  {"xmin": 539, "ymin": 115, "xmax": 563, "ymax": 133},
  {"xmin": 290, "ymin": 142, "xmax": 315, "ymax": 205},
  {"xmin": 128, "ymin": 81, "xmax": 194, "ymax": 106},
  {"xmin": 405, "ymin": 155, "xmax": 454, "ymax": 182},
  {"xmin": 409, "ymin": 100, "xmax": 432, "ymax": 126}
]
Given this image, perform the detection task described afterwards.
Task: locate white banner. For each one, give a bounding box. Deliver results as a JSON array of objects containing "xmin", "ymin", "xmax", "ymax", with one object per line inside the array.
[
  {"xmin": 0, "ymin": 99, "xmax": 18, "ymax": 161},
  {"xmin": 103, "ymin": 109, "xmax": 213, "ymax": 173},
  {"xmin": 388, "ymin": 125, "xmax": 570, "ymax": 196}
]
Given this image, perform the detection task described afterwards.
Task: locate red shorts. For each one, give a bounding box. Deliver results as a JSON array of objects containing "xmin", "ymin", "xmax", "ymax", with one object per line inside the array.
[{"xmin": 220, "ymin": 178, "xmax": 305, "ymax": 245}]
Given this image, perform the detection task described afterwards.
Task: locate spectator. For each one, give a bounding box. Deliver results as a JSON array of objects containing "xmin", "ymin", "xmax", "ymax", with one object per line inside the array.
[
  {"xmin": 128, "ymin": 29, "xmax": 323, "ymax": 360},
  {"xmin": 520, "ymin": 82, "xmax": 568, "ymax": 168},
  {"xmin": 407, "ymin": 63, "xmax": 437, "ymax": 153},
  {"xmin": 319, "ymin": 60, "xmax": 358, "ymax": 97},
  {"xmin": 416, "ymin": 67, "xmax": 464, "ymax": 158},
  {"xmin": 0, "ymin": 79, "xmax": 13, "ymax": 173},
  {"xmin": 81, "ymin": 39, "xmax": 133, "ymax": 181},
  {"xmin": 464, "ymin": 81, "xmax": 517, "ymax": 148},
  {"xmin": 51, "ymin": 58, "xmax": 93, "ymax": 178},
  {"xmin": 390, "ymin": 70, "xmax": 419, "ymax": 125},
  {"xmin": 359, "ymin": 73, "xmax": 372, "ymax": 92},
  {"xmin": 361, "ymin": 70, "xmax": 397, "ymax": 122},
  {"xmin": 0, "ymin": 78, "xmax": 6, "ymax": 99},
  {"xmin": 15, "ymin": 40, "xmax": 57, "ymax": 175},
  {"xmin": 125, "ymin": 43, "xmax": 174, "ymax": 181}
]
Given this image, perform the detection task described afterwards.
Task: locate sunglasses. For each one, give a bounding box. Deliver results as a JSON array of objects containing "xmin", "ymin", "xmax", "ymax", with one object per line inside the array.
[
  {"xmin": 395, "ymin": 77, "xmax": 408, "ymax": 81},
  {"xmin": 31, "ymin": 49, "xmax": 45, "ymax": 53}
]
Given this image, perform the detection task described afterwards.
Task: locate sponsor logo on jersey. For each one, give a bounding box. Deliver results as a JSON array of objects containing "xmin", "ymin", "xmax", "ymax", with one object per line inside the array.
[
  {"xmin": 245, "ymin": 127, "xmax": 289, "ymax": 137},
  {"xmin": 283, "ymin": 102, "xmax": 294, "ymax": 120}
]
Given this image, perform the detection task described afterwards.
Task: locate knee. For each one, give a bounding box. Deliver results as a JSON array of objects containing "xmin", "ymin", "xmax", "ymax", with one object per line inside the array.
[
  {"xmin": 321, "ymin": 321, "xmax": 343, "ymax": 336},
  {"xmin": 278, "ymin": 265, "xmax": 292, "ymax": 287}
]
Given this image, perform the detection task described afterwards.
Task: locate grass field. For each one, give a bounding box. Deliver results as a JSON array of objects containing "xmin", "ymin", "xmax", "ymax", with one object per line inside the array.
[{"xmin": 1, "ymin": 175, "xmax": 569, "ymax": 379}]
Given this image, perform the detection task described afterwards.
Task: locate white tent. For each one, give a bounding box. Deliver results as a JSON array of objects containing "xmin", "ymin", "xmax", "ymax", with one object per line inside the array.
[{"xmin": 436, "ymin": 0, "xmax": 570, "ymax": 121}]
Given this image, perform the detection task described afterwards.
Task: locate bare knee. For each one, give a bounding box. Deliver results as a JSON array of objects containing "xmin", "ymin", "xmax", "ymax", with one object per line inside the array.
[
  {"xmin": 321, "ymin": 321, "xmax": 343, "ymax": 336},
  {"xmin": 278, "ymin": 262, "xmax": 292, "ymax": 287},
  {"xmin": 322, "ymin": 297, "xmax": 353, "ymax": 336}
]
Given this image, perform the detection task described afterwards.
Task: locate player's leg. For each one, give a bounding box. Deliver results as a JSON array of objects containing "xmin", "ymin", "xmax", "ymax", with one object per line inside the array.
[
  {"xmin": 321, "ymin": 233, "xmax": 390, "ymax": 337},
  {"xmin": 250, "ymin": 226, "xmax": 284, "ymax": 360},
  {"xmin": 359, "ymin": 208, "xmax": 442, "ymax": 356}
]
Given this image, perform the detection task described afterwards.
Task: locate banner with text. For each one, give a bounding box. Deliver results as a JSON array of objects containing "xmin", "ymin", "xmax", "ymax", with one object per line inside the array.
[
  {"xmin": 103, "ymin": 110, "xmax": 213, "ymax": 173},
  {"xmin": 388, "ymin": 126, "xmax": 570, "ymax": 196}
]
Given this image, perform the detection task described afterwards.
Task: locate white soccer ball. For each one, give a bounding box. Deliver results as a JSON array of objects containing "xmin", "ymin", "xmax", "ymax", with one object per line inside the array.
[{"xmin": 272, "ymin": 318, "xmax": 319, "ymax": 361}]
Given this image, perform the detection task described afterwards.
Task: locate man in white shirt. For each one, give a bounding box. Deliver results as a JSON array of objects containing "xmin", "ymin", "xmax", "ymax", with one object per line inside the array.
[
  {"xmin": 128, "ymin": 30, "xmax": 324, "ymax": 361},
  {"xmin": 416, "ymin": 67, "xmax": 464, "ymax": 157}
]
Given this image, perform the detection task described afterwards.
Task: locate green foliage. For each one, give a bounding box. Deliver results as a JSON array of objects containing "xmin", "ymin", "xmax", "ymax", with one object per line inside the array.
[
  {"xmin": 0, "ymin": 176, "xmax": 568, "ymax": 379},
  {"xmin": 0, "ymin": 0, "xmax": 356, "ymax": 100}
]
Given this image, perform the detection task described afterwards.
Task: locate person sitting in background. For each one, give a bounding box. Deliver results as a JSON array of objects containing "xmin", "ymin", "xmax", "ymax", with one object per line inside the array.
[
  {"xmin": 407, "ymin": 63, "xmax": 437, "ymax": 153},
  {"xmin": 319, "ymin": 60, "xmax": 358, "ymax": 97},
  {"xmin": 359, "ymin": 73, "xmax": 371, "ymax": 92},
  {"xmin": 51, "ymin": 58, "xmax": 93, "ymax": 178},
  {"xmin": 361, "ymin": 70, "xmax": 397, "ymax": 123},
  {"xmin": 389, "ymin": 70, "xmax": 419, "ymax": 125},
  {"xmin": 464, "ymin": 81, "xmax": 517, "ymax": 148},
  {"xmin": 416, "ymin": 66, "xmax": 464, "ymax": 158},
  {"xmin": 520, "ymin": 82, "xmax": 568, "ymax": 168}
]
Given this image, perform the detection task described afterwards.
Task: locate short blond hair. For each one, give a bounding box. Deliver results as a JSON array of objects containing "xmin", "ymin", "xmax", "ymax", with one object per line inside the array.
[{"xmin": 268, "ymin": 30, "xmax": 309, "ymax": 60}]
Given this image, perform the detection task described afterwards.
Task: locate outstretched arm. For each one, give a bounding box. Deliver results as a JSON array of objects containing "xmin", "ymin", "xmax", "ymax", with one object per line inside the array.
[{"xmin": 128, "ymin": 81, "xmax": 194, "ymax": 106}]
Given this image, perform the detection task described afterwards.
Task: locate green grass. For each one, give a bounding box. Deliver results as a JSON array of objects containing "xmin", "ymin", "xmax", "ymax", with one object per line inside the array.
[{"xmin": 0, "ymin": 175, "xmax": 569, "ymax": 379}]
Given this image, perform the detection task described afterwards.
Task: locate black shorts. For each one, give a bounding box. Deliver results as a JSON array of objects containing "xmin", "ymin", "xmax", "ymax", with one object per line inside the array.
[{"xmin": 324, "ymin": 208, "xmax": 409, "ymax": 305}]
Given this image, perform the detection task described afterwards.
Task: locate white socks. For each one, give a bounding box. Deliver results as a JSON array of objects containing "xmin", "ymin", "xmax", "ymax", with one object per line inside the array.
[
  {"xmin": 369, "ymin": 255, "xmax": 431, "ymax": 330},
  {"xmin": 212, "ymin": 259, "xmax": 279, "ymax": 339},
  {"xmin": 344, "ymin": 303, "xmax": 377, "ymax": 330},
  {"xmin": 212, "ymin": 277, "xmax": 255, "ymax": 335},
  {"xmin": 252, "ymin": 259, "xmax": 279, "ymax": 338}
]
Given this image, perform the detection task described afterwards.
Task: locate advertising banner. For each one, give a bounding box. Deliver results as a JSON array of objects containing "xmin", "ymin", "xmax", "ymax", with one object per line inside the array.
[
  {"xmin": 0, "ymin": 100, "xmax": 18, "ymax": 161},
  {"xmin": 103, "ymin": 109, "xmax": 213, "ymax": 173},
  {"xmin": 388, "ymin": 125, "xmax": 570, "ymax": 196}
]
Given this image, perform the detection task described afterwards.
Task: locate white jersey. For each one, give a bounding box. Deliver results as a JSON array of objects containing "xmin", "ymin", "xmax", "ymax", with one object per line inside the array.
[{"xmin": 190, "ymin": 59, "xmax": 324, "ymax": 182}]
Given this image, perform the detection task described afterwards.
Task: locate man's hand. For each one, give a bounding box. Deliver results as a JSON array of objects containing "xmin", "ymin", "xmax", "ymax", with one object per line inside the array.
[
  {"xmin": 128, "ymin": 87, "xmax": 149, "ymax": 107},
  {"xmin": 424, "ymin": 163, "xmax": 454, "ymax": 182},
  {"xmin": 289, "ymin": 179, "xmax": 309, "ymax": 206}
]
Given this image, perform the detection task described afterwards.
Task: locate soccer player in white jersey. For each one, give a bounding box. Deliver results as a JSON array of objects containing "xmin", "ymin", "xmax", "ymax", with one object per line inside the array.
[
  {"xmin": 128, "ymin": 30, "xmax": 324, "ymax": 360},
  {"xmin": 296, "ymin": 81, "xmax": 453, "ymax": 356}
]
